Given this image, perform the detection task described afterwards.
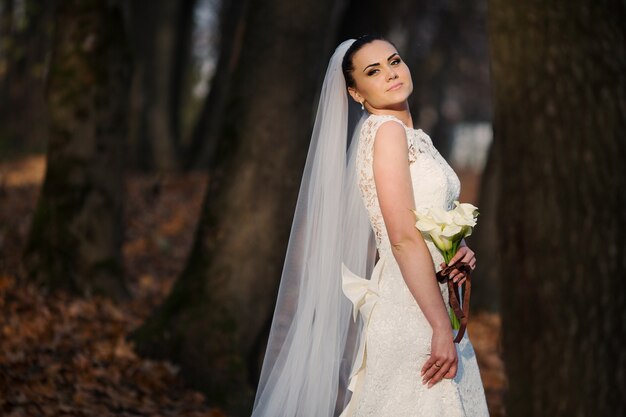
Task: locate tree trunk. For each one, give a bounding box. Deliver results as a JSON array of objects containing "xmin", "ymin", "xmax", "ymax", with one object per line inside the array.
[
  {"xmin": 184, "ymin": 0, "xmax": 247, "ymax": 170},
  {"xmin": 23, "ymin": 0, "xmax": 131, "ymax": 300},
  {"xmin": 336, "ymin": 0, "xmax": 410, "ymax": 41},
  {"xmin": 488, "ymin": 1, "xmax": 626, "ymax": 415},
  {"xmin": 127, "ymin": 0, "xmax": 179, "ymax": 171},
  {"xmin": 469, "ymin": 138, "xmax": 501, "ymax": 312},
  {"xmin": 131, "ymin": 0, "xmax": 342, "ymax": 413},
  {"xmin": 169, "ymin": 0, "xmax": 196, "ymax": 152},
  {"xmin": 0, "ymin": 0, "xmax": 54, "ymax": 156}
]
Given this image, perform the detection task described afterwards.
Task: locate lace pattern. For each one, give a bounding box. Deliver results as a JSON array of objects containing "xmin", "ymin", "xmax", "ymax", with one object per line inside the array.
[{"xmin": 356, "ymin": 114, "xmax": 461, "ymax": 257}]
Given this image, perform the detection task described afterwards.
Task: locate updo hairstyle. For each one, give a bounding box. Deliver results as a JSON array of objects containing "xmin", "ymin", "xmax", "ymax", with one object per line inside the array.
[{"xmin": 341, "ymin": 34, "xmax": 387, "ymax": 88}]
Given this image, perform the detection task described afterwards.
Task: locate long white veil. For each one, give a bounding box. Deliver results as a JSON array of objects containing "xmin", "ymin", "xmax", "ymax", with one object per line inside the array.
[{"xmin": 251, "ymin": 39, "xmax": 376, "ymax": 416}]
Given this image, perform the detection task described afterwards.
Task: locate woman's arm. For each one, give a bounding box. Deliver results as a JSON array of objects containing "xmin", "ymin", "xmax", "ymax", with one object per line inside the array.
[{"xmin": 372, "ymin": 120, "xmax": 457, "ymax": 387}]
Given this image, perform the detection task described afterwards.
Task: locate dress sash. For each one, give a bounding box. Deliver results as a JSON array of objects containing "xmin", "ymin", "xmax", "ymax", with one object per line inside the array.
[{"xmin": 339, "ymin": 257, "xmax": 386, "ymax": 417}]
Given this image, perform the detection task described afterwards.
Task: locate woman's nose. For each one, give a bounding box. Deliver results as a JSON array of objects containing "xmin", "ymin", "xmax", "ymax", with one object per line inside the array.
[{"xmin": 387, "ymin": 69, "xmax": 398, "ymax": 81}]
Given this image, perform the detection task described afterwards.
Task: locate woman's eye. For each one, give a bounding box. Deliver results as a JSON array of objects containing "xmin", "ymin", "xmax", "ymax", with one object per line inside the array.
[
  {"xmin": 367, "ymin": 69, "xmax": 379, "ymax": 76},
  {"xmin": 391, "ymin": 58, "xmax": 402, "ymax": 65}
]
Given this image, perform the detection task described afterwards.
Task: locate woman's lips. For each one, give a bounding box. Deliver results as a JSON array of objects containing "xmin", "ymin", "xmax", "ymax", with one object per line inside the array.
[{"xmin": 387, "ymin": 82, "xmax": 403, "ymax": 92}]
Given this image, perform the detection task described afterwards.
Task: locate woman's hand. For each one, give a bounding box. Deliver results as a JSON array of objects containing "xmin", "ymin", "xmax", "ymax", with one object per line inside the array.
[
  {"xmin": 440, "ymin": 244, "xmax": 476, "ymax": 285},
  {"xmin": 420, "ymin": 327, "xmax": 458, "ymax": 388}
]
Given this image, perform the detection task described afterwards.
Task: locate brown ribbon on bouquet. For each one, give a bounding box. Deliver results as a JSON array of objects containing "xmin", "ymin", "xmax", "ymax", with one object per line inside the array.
[{"xmin": 435, "ymin": 261, "xmax": 472, "ymax": 343}]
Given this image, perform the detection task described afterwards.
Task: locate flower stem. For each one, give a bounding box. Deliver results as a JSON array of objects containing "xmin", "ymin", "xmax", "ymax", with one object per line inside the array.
[{"xmin": 442, "ymin": 249, "xmax": 461, "ymax": 330}]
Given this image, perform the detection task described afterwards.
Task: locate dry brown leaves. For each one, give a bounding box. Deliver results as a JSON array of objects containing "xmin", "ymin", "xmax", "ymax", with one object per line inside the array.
[
  {"xmin": 0, "ymin": 275, "xmax": 224, "ymax": 417},
  {"xmin": 468, "ymin": 312, "xmax": 507, "ymax": 417},
  {"xmin": 1, "ymin": 157, "xmax": 222, "ymax": 416}
]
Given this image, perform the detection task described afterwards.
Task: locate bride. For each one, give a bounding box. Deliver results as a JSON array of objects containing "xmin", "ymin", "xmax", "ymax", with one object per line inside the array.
[{"xmin": 251, "ymin": 36, "xmax": 489, "ymax": 417}]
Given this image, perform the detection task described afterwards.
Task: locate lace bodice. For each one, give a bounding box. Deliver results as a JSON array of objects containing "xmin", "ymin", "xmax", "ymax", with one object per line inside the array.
[{"xmin": 356, "ymin": 114, "xmax": 461, "ymax": 261}]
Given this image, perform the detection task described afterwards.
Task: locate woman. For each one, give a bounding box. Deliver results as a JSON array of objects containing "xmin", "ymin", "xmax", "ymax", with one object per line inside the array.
[{"xmin": 252, "ymin": 36, "xmax": 489, "ymax": 417}]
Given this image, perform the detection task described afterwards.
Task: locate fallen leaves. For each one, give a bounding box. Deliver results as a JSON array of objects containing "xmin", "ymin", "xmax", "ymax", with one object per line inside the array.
[
  {"xmin": 467, "ymin": 312, "xmax": 507, "ymax": 417},
  {"xmin": 1, "ymin": 159, "xmax": 221, "ymax": 416},
  {"xmin": 0, "ymin": 274, "xmax": 226, "ymax": 417}
]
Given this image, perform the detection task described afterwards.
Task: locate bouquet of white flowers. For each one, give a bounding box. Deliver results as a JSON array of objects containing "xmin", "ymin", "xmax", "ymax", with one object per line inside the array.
[
  {"xmin": 412, "ymin": 201, "xmax": 478, "ymax": 264},
  {"xmin": 412, "ymin": 201, "xmax": 479, "ymax": 342}
]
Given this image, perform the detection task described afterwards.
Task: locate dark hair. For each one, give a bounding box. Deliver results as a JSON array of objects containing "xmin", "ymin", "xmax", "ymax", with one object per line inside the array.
[{"xmin": 341, "ymin": 34, "xmax": 387, "ymax": 88}]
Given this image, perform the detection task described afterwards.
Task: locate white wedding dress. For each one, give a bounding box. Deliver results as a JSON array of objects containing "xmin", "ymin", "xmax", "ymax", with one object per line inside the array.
[{"xmin": 340, "ymin": 114, "xmax": 490, "ymax": 417}]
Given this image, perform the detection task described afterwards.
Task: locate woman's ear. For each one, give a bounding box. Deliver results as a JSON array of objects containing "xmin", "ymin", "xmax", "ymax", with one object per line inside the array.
[{"xmin": 347, "ymin": 87, "xmax": 363, "ymax": 105}]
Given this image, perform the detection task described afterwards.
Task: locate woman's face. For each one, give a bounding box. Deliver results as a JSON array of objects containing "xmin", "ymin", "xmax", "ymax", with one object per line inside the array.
[{"xmin": 347, "ymin": 40, "xmax": 413, "ymax": 111}]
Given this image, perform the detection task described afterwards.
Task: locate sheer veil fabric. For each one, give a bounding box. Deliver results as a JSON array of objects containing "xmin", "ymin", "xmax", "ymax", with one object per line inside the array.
[{"xmin": 251, "ymin": 39, "xmax": 376, "ymax": 417}]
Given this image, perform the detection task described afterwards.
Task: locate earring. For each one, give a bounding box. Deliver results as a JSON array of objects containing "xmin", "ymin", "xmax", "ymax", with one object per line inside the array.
[{"xmin": 360, "ymin": 101, "xmax": 365, "ymax": 111}]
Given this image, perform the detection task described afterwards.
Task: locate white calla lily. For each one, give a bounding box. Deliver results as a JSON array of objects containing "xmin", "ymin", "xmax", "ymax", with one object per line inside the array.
[
  {"xmin": 430, "ymin": 206, "xmax": 453, "ymax": 225},
  {"xmin": 451, "ymin": 210, "xmax": 476, "ymax": 227},
  {"xmin": 415, "ymin": 217, "xmax": 438, "ymax": 234},
  {"xmin": 453, "ymin": 201, "xmax": 479, "ymax": 224},
  {"xmin": 440, "ymin": 222, "xmax": 462, "ymax": 237},
  {"xmin": 430, "ymin": 233, "xmax": 452, "ymax": 251},
  {"xmin": 411, "ymin": 203, "xmax": 479, "ymax": 262}
]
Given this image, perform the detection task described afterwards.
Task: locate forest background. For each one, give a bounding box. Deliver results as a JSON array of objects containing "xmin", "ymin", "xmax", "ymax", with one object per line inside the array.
[{"xmin": 0, "ymin": 0, "xmax": 624, "ymax": 416}]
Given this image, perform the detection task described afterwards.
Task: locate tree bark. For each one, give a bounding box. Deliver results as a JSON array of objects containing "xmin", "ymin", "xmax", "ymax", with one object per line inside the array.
[
  {"xmin": 469, "ymin": 138, "xmax": 501, "ymax": 312},
  {"xmin": 489, "ymin": 1, "xmax": 626, "ymax": 415},
  {"xmin": 169, "ymin": 0, "xmax": 196, "ymax": 153},
  {"xmin": 336, "ymin": 0, "xmax": 410, "ymax": 41},
  {"xmin": 0, "ymin": 0, "xmax": 54, "ymax": 156},
  {"xmin": 131, "ymin": 0, "xmax": 342, "ymax": 413},
  {"xmin": 23, "ymin": 0, "xmax": 131, "ymax": 300},
  {"xmin": 184, "ymin": 0, "xmax": 247, "ymax": 170},
  {"xmin": 127, "ymin": 0, "xmax": 179, "ymax": 171}
]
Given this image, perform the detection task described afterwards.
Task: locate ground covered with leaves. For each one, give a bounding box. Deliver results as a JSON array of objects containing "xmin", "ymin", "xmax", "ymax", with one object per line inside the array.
[{"xmin": 0, "ymin": 156, "xmax": 505, "ymax": 416}]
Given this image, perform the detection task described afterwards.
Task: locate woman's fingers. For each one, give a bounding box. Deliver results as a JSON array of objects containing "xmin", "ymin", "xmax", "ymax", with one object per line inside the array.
[
  {"xmin": 448, "ymin": 247, "xmax": 466, "ymax": 265},
  {"xmin": 421, "ymin": 360, "xmax": 445, "ymax": 386},
  {"xmin": 447, "ymin": 246, "xmax": 477, "ymax": 282},
  {"xmin": 448, "ymin": 248, "xmax": 473, "ymax": 268},
  {"xmin": 427, "ymin": 366, "xmax": 449, "ymax": 388},
  {"xmin": 421, "ymin": 356, "xmax": 446, "ymax": 378},
  {"xmin": 426, "ymin": 359, "xmax": 456, "ymax": 388},
  {"xmin": 421, "ymin": 357, "xmax": 457, "ymax": 388},
  {"xmin": 461, "ymin": 249, "xmax": 474, "ymax": 264},
  {"xmin": 420, "ymin": 356, "xmax": 436, "ymax": 375},
  {"xmin": 453, "ymin": 247, "xmax": 474, "ymax": 266},
  {"xmin": 444, "ymin": 362, "xmax": 458, "ymax": 380}
]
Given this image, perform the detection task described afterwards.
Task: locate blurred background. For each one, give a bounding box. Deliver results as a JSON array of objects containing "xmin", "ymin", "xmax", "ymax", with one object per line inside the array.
[{"xmin": 1, "ymin": 0, "xmax": 623, "ymax": 416}]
